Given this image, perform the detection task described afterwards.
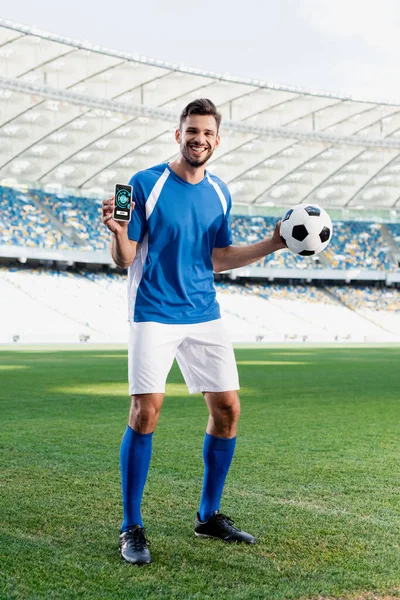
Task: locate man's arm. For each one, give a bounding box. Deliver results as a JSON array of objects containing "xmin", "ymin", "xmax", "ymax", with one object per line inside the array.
[
  {"xmin": 110, "ymin": 232, "xmax": 138, "ymax": 268},
  {"xmin": 102, "ymin": 197, "xmax": 138, "ymax": 268},
  {"xmin": 212, "ymin": 221, "xmax": 285, "ymax": 273}
]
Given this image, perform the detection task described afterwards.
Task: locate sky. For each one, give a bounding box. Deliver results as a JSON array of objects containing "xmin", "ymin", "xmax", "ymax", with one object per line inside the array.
[{"xmin": 1, "ymin": 0, "xmax": 400, "ymax": 102}]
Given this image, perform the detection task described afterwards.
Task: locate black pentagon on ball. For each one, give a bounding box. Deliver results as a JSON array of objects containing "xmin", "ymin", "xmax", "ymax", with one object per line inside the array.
[
  {"xmin": 305, "ymin": 205, "xmax": 321, "ymax": 217},
  {"xmin": 319, "ymin": 226, "xmax": 330, "ymax": 243},
  {"xmin": 292, "ymin": 224, "xmax": 308, "ymax": 242},
  {"xmin": 299, "ymin": 249, "xmax": 315, "ymax": 256},
  {"xmin": 282, "ymin": 209, "xmax": 293, "ymax": 222}
]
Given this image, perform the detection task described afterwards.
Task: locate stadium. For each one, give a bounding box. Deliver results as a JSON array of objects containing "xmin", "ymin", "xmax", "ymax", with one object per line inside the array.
[{"xmin": 1, "ymin": 17, "xmax": 400, "ymax": 600}]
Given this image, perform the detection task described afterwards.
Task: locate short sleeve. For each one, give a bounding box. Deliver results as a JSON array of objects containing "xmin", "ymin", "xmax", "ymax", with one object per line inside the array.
[
  {"xmin": 214, "ymin": 195, "xmax": 232, "ymax": 248},
  {"xmin": 127, "ymin": 176, "xmax": 147, "ymax": 243}
]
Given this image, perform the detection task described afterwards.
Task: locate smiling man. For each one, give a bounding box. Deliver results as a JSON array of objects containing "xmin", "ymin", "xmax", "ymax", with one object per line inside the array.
[{"xmin": 102, "ymin": 99, "xmax": 285, "ymax": 565}]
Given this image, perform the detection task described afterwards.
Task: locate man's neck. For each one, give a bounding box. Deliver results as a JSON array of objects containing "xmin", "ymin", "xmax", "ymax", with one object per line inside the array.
[{"xmin": 168, "ymin": 157, "xmax": 206, "ymax": 184}]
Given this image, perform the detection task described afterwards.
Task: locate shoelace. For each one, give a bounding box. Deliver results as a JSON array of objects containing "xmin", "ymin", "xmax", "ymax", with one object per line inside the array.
[
  {"xmin": 214, "ymin": 513, "xmax": 237, "ymax": 531},
  {"xmin": 125, "ymin": 527, "xmax": 151, "ymax": 550}
]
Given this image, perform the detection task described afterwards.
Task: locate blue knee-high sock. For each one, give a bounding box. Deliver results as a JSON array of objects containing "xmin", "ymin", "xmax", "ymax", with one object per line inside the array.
[
  {"xmin": 199, "ymin": 433, "xmax": 236, "ymax": 522},
  {"xmin": 120, "ymin": 426, "xmax": 153, "ymax": 532}
]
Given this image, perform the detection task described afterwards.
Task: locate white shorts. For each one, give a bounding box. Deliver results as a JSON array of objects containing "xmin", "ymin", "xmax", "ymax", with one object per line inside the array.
[{"xmin": 128, "ymin": 318, "xmax": 240, "ymax": 395}]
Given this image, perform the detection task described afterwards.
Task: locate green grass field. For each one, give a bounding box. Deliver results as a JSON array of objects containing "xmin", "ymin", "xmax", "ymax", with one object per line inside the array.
[{"xmin": 1, "ymin": 346, "xmax": 400, "ymax": 600}]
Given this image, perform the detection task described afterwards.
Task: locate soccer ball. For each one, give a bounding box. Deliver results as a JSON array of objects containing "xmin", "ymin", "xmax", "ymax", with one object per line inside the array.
[{"xmin": 279, "ymin": 204, "xmax": 333, "ymax": 256}]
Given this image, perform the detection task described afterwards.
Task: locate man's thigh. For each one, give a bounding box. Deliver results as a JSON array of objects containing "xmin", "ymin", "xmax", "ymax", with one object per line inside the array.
[
  {"xmin": 176, "ymin": 319, "xmax": 240, "ymax": 394},
  {"xmin": 128, "ymin": 322, "xmax": 183, "ymax": 395}
]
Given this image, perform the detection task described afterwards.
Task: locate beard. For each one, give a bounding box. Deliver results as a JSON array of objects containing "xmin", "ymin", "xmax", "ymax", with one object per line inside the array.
[{"xmin": 181, "ymin": 142, "xmax": 215, "ymax": 168}]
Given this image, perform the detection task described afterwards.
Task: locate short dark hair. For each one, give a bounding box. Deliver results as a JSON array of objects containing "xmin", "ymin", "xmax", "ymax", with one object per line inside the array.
[{"xmin": 179, "ymin": 99, "xmax": 222, "ymax": 132}]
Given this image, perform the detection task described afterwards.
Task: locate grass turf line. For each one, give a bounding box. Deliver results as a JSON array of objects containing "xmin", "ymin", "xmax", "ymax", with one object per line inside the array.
[{"xmin": 1, "ymin": 347, "xmax": 400, "ymax": 600}]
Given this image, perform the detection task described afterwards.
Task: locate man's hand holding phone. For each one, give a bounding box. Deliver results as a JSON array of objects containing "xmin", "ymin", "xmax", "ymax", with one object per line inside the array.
[{"xmin": 102, "ymin": 184, "xmax": 134, "ymax": 234}]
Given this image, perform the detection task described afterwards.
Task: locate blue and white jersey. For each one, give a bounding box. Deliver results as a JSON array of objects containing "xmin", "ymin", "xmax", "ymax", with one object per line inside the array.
[{"xmin": 127, "ymin": 162, "xmax": 232, "ymax": 324}]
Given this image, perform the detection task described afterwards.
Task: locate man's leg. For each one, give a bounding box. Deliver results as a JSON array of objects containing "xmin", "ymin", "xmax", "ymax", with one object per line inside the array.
[
  {"xmin": 195, "ymin": 390, "xmax": 255, "ymax": 543},
  {"xmin": 119, "ymin": 393, "xmax": 164, "ymax": 565},
  {"xmin": 121, "ymin": 321, "xmax": 184, "ymax": 563},
  {"xmin": 198, "ymin": 391, "xmax": 240, "ymax": 522},
  {"xmin": 175, "ymin": 319, "xmax": 255, "ymax": 543},
  {"xmin": 121, "ymin": 393, "xmax": 164, "ymax": 531}
]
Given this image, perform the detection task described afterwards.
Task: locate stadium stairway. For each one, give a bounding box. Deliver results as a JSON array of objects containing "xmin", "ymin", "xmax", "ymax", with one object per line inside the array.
[
  {"xmin": 323, "ymin": 286, "xmax": 395, "ymax": 337},
  {"xmin": 380, "ymin": 224, "xmax": 400, "ymax": 267},
  {"xmin": 219, "ymin": 304, "xmax": 276, "ymax": 339},
  {"xmin": 27, "ymin": 191, "xmax": 83, "ymax": 248},
  {"xmin": 320, "ymin": 246, "xmax": 335, "ymax": 267},
  {"xmin": 314, "ymin": 250, "xmax": 332, "ymax": 268}
]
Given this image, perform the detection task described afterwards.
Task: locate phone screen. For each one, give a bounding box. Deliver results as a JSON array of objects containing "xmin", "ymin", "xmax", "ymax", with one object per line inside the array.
[{"xmin": 113, "ymin": 184, "xmax": 132, "ymax": 222}]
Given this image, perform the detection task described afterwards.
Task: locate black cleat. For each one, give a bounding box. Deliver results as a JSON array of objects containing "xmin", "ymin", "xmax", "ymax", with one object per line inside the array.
[
  {"xmin": 119, "ymin": 525, "xmax": 152, "ymax": 565},
  {"xmin": 195, "ymin": 510, "xmax": 256, "ymax": 544}
]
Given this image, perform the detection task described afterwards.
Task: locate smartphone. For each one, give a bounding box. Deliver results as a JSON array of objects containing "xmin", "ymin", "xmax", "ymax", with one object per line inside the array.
[{"xmin": 113, "ymin": 184, "xmax": 133, "ymax": 222}]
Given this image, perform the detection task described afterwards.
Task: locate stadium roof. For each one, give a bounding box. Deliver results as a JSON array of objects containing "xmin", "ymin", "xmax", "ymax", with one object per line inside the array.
[{"xmin": 1, "ymin": 19, "xmax": 400, "ymax": 210}]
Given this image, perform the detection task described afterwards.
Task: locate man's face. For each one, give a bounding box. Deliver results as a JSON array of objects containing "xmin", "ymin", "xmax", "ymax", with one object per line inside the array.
[{"xmin": 176, "ymin": 114, "xmax": 220, "ymax": 168}]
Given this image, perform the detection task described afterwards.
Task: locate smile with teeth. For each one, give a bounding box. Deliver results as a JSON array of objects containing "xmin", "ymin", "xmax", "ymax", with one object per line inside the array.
[{"xmin": 189, "ymin": 145, "xmax": 207, "ymax": 153}]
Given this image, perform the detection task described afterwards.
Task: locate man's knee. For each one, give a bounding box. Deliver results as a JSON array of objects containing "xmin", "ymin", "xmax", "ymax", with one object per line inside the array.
[
  {"xmin": 129, "ymin": 393, "xmax": 164, "ymax": 433},
  {"xmin": 206, "ymin": 391, "xmax": 241, "ymax": 425},
  {"xmin": 219, "ymin": 395, "xmax": 240, "ymax": 424}
]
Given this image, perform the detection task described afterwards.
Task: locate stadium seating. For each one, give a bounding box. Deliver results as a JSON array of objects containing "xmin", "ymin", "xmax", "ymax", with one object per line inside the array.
[
  {"xmin": 1, "ymin": 267, "xmax": 399, "ymax": 344},
  {"xmin": 0, "ymin": 186, "xmax": 71, "ymax": 249},
  {"xmin": 231, "ymin": 216, "xmax": 324, "ymax": 269},
  {"xmin": 231, "ymin": 216, "xmax": 396, "ymax": 270},
  {"xmin": 216, "ymin": 282, "xmax": 399, "ymax": 342},
  {"xmin": 323, "ymin": 221, "xmax": 393, "ymax": 270},
  {"xmin": 0, "ymin": 267, "xmax": 127, "ymax": 343},
  {"xmin": 327, "ymin": 285, "xmax": 400, "ymax": 337},
  {"xmin": 28, "ymin": 189, "xmax": 111, "ymax": 251},
  {"xmin": 1, "ymin": 186, "xmax": 398, "ymax": 271}
]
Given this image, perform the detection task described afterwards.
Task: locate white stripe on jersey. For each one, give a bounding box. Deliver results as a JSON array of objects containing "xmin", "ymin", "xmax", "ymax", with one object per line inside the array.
[
  {"xmin": 127, "ymin": 232, "xmax": 149, "ymax": 323},
  {"xmin": 206, "ymin": 173, "xmax": 227, "ymax": 216},
  {"xmin": 128, "ymin": 168, "xmax": 170, "ymax": 322},
  {"xmin": 145, "ymin": 167, "xmax": 170, "ymax": 220}
]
